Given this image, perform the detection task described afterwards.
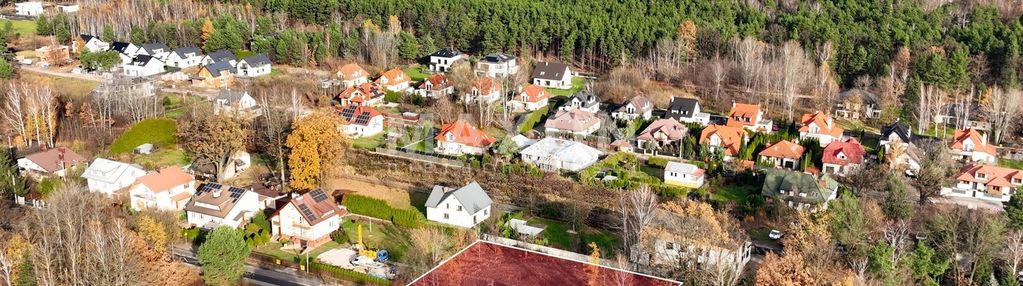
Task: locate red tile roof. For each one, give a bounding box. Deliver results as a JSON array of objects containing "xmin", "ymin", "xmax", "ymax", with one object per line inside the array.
[
  {"xmin": 336, "ymin": 104, "xmax": 383, "ymax": 126},
  {"xmin": 519, "ymin": 84, "xmax": 552, "ymax": 103},
  {"xmin": 23, "ymin": 147, "xmax": 86, "ymax": 173},
  {"xmin": 418, "ymin": 73, "xmax": 451, "ymax": 90},
  {"xmin": 799, "ymin": 111, "xmax": 843, "ymax": 138},
  {"xmin": 472, "ymin": 77, "xmax": 501, "ymax": 95},
  {"xmin": 376, "ymin": 67, "xmax": 410, "ymax": 86},
  {"xmin": 699, "ymin": 124, "xmax": 747, "ymax": 156},
  {"xmin": 136, "ymin": 166, "xmax": 193, "ymax": 193},
  {"xmin": 951, "ymin": 128, "xmax": 996, "ymax": 156},
  {"xmin": 759, "ymin": 140, "xmax": 805, "ymax": 160},
  {"xmin": 338, "ymin": 82, "xmax": 385, "ymax": 104},
  {"xmin": 337, "ymin": 63, "xmax": 369, "ymax": 80},
  {"xmin": 957, "ymin": 164, "xmax": 1023, "ymax": 188},
  {"xmin": 637, "ymin": 119, "xmax": 688, "ymax": 141},
  {"xmin": 822, "ymin": 138, "xmax": 866, "ymax": 166},
  {"xmin": 435, "ymin": 119, "xmax": 497, "ymax": 148},
  {"xmin": 726, "ymin": 103, "xmax": 761, "ymax": 127}
]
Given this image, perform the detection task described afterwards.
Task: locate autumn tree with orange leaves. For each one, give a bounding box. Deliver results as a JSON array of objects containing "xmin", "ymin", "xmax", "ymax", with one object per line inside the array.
[{"xmin": 286, "ymin": 112, "xmax": 348, "ymax": 191}]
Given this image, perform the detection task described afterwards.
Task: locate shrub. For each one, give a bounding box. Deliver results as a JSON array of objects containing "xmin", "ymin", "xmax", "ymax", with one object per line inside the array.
[
  {"xmin": 307, "ymin": 262, "xmax": 389, "ymax": 285},
  {"xmin": 343, "ymin": 195, "xmax": 425, "ymax": 228},
  {"xmin": 517, "ymin": 105, "xmax": 549, "ymax": 133},
  {"xmin": 384, "ymin": 91, "xmax": 403, "ymax": 103},
  {"xmin": 646, "ymin": 157, "xmax": 668, "ymax": 168},
  {"xmin": 330, "ymin": 228, "xmax": 348, "ymax": 244}
]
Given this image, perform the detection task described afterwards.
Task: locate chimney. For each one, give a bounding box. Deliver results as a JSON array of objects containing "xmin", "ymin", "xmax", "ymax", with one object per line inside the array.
[
  {"xmin": 212, "ymin": 188, "xmax": 222, "ymax": 198},
  {"xmin": 58, "ymin": 147, "xmax": 65, "ymax": 161}
]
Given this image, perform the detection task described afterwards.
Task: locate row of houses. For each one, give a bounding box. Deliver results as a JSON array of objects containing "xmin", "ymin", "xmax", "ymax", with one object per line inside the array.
[{"xmin": 76, "ymin": 34, "xmax": 272, "ymax": 81}]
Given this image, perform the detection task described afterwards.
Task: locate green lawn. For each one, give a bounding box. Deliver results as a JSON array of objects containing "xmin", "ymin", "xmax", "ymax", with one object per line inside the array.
[
  {"xmin": 402, "ymin": 140, "xmax": 433, "ymax": 153},
  {"xmin": 545, "ymin": 77, "xmax": 587, "ymax": 97},
  {"xmin": 1, "ymin": 19, "xmax": 36, "ymax": 35},
  {"xmin": 109, "ymin": 118, "xmax": 178, "ymax": 154},
  {"xmin": 527, "ymin": 218, "xmax": 573, "ymax": 249},
  {"xmin": 132, "ymin": 148, "xmax": 189, "ymax": 169},
  {"xmin": 517, "ymin": 105, "xmax": 549, "ymax": 133},
  {"xmin": 711, "ymin": 184, "xmax": 758, "ymax": 206},
  {"xmin": 342, "ymin": 220, "xmax": 410, "ymax": 261},
  {"xmin": 352, "ymin": 133, "xmax": 385, "ymax": 150},
  {"xmin": 404, "ymin": 65, "xmax": 430, "ymax": 82},
  {"xmin": 1000, "ymin": 158, "xmax": 1023, "ymax": 169},
  {"xmin": 581, "ymin": 231, "xmax": 619, "ymax": 258}
]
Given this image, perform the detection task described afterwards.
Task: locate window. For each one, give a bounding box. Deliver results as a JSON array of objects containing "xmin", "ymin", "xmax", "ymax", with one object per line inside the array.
[
  {"xmin": 443, "ymin": 213, "xmax": 449, "ymax": 219},
  {"xmin": 665, "ymin": 242, "xmax": 675, "ymax": 250},
  {"xmin": 484, "ymin": 209, "xmax": 489, "ymax": 215},
  {"xmin": 457, "ymin": 206, "xmax": 462, "ymax": 212}
]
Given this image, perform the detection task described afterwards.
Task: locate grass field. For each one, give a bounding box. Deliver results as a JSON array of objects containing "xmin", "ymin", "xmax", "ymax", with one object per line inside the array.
[
  {"xmin": 352, "ymin": 133, "xmax": 385, "ymax": 150},
  {"xmin": 342, "ymin": 220, "xmax": 409, "ymax": 261},
  {"xmin": 1, "ymin": 19, "xmax": 36, "ymax": 35},
  {"xmin": 581, "ymin": 231, "xmax": 619, "ymax": 257},
  {"xmin": 109, "ymin": 118, "xmax": 177, "ymax": 154},
  {"xmin": 545, "ymin": 77, "xmax": 586, "ymax": 97},
  {"xmin": 711, "ymin": 184, "xmax": 759, "ymax": 206},
  {"xmin": 1000, "ymin": 158, "xmax": 1023, "ymax": 169},
  {"xmin": 20, "ymin": 73, "xmax": 98, "ymax": 98},
  {"xmin": 132, "ymin": 148, "xmax": 189, "ymax": 169},
  {"xmin": 404, "ymin": 65, "xmax": 430, "ymax": 82},
  {"xmin": 527, "ymin": 217, "xmax": 573, "ymax": 249}
]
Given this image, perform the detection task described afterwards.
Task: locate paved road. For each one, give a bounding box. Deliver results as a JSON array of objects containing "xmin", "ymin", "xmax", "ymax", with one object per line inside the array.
[{"xmin": 171, "ymin": 246, "xmax": 324, "ymax": 286}]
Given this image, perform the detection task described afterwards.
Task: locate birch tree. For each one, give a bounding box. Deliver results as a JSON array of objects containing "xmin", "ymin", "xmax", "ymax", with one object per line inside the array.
[
  {"xmin": 732, "ymin": 37, "xmax": 766, "ymax": 98},
  {"xmin": 985, "ymin": 86, "xmax": 1022, "ymax": 144},
  {"xmin": 778, "ymin": 41, "xmax": 813, "ymax": 122},
  {"xmin": 1, "ymin": 83, "xmax": 27, "ymax": 147}
]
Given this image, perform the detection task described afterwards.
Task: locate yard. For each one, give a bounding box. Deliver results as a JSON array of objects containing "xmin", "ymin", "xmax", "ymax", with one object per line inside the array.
[
  {"xmin": 526, "ymin": 217, "xmax": 573, "ymax": 249},
  {"xmin": 710, "ymin": 184, "xmax": 759, "ymax": 206},
  {"xmin": 20, "ymin": 73, "xmax": 98, "ymax": 98},
  {"xmin": 255, "ymin": 241, "xmax": 341, "ymax": 263},
  {"xmin": 132, "ymin": 148, "xmax": 189, "ymax": 169},
  {"xmin": 404, "ymin": 65, "xmax": 431, "ymax": 82},
  {"xmin": 545, "ymin": 77, "xmax": 587, "ymax": 97},
  {"xmin": 1, "ymin": 19, "xmax": 36, "ymax": 35},
  {"xmin": 341, "ymin": 219, "xmax": 410, "ymax": 261},
  {"xmin": 109, "ymin": 118, "xmax": 178, "ymax": 154},
  {"xmin": 352, "ymin": 133, "xmax": 385, "ymax": 150},
  {"xmin": 1000, "ymin": 158, "xmax": 1023, "ymax": 169},
  {"xmin": 516, "ymin": 105, "xmax": 550, "ymax": 133}
]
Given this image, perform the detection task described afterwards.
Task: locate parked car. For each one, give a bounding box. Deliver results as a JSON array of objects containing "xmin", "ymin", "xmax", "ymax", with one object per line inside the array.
[{"xmin": 769, "ymin": 230, "xmax": 783, "ymax": 240}]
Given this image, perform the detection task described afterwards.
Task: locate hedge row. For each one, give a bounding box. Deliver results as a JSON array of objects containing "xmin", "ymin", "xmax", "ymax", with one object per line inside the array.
[
  {"xmin": 517, "ymin": 105, "xmax": 549, "ymax": 133},
  {"xmin": 308, "ymin": 261, "xmax": 390, "ymax": 285},
  {"xmin": 344, "ymin": 194, "xmax": 425, "ymax": 227}
]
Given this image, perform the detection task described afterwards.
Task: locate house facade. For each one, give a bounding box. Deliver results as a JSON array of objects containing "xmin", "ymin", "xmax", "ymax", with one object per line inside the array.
[
  {"xmin": 76, "ymin": 35, "xmax": 110, "ymax": 53},
  {"xmin": 434, "ymin": 119, "xmax": 497, "ymax": 156},
  {"xmin": 663, "ymin": 162, "xmax": 705, "ymax": 188},
  {"xmin": 507, "ymin": 84, "xmax": 552, "ymax": 112},
  {"xmin": 559, "ymin": 90, "xmax": 599, "ymax": 113},
  {"xmin": 129, "ymin": 166, "xmax": 196, "ymax": 211},
  {"xmin": 15, "ymin": 2, "xmax": 43, "ymax": 17},
  {"xmin": 520, "ymin": 138, "xmax": 603, "ymax": 172},
  {"xmin": 184, "ymin": 183, "xmax": 262, "ymax": 229},
  {"xmin": 950, "ymin": 128, "xmax": 997, "ymax": 164},
  {"xmin": 271, "ymin": 189, "xmax": 346, "ymax": 249},
  {"xmin": 81, "ymin": 158, "xmax": 146, "ymax": 195},
  {"xmin": 758, "ymin": 140, "xmax": 805, "ymax": 169},
  {"xmin": 612, "ymin": 95, "xmax": 653, "ymax": 121},
  {"xmin": 236, "ymin": 54, "xmax": 272, "ymax": 77},
  {"xmin": 337, "ymin": 63, "xmax": 370, "ymax": 87},
  {"xmin": 165, "ymin": 47, "xmax": 203, "ymax": 68},
  {"xmin": 416, "ymin": 74, "xmax": 454, "ymax": 98},
  {"xmin": 18, "ymin": 147, "xmax": 86, "ymax": 178},
  {"xmin": 799, "ymin": 111, "xmax": 844, "ymax": 146},
  {"xmin": 376, "ymin": 67, "xmax": 411, "ymax": 92},
  {"xmin": 726, "ymin": 103, "xmax": 773, "ymax": 133},
  {"xmin": 531, "ymin": 62, "xmax": 573, "ymax": 89},
  {"xmin": 833, "ymin": 89, "xmax": 882, "ymax": 120},
  {"xmin": 880, "ymin": 121, "xmax": 922, "ymax": 175},
  {"xmin": 425, "ymin": 182, "xmax": 493, "ymax": 228},
  {"xmin": 465, "ymin": 77, "xmax": 502, "ymax": 103},
  {"xmin": 123, "ymin": 55, "xmax": 165, "ymax": 77},
  {"xmin": 337, "ymin": 104, "xmax": 384, "ymax": 138},
  {"xmin": 428, "ymin": 48, "xmax": 466, "ymax": 72},
  {"xmin": 664, "ymin": 97, "xmax": 710, "ymax": 125},
  {"xmin": 544, "ymin": 109, "xmax": 602, "ymax": 136},
  {"xmin": 948, "ymin": 164, "xmax": 1022, "ymax": 202},
  {"xmin": 699, "ymin": 124, "xmax": 748, "ymax": 160},
  {"xmin": 821, "ymin": 138, "xmax": 866, "ymax": 175},
  {"xmin": 196, "ymin": 61, "xmax": 235, "ymax": 88},
  {"xmin": 476, "ymin": 53, "xmax": 519, "ymax": 77},
  {"xmin": 214, "ymin": 90, "xmax": 261, "ymax": 118}
]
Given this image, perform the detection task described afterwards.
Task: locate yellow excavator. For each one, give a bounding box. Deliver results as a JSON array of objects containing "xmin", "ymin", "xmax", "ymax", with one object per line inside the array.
[{"xmin": 355, "ymin": 224, "xmax": 390, "ymax": 262}]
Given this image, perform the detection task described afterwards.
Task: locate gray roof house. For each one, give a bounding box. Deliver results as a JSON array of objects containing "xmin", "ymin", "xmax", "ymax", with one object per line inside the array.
[
  {"xmin": 761, "ymin": 169, "xmax": 839, "ymax": 211},
  {"xmin": 425, "ymin": 181, "xmax": 493, "ymax": 228}
]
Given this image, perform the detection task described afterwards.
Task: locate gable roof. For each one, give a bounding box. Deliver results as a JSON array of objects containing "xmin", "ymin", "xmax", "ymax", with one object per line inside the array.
[
  {"xmin": 637, "ymin": 119, "xmax": 688, "ymax": 141},
  {"xmin": 566, "ymin": 90, "xmax": 599, "ymax": 109},
  {"xmin": 799, "ymin": 111, "xmax": 843, "ymax": 138},
  {"xmin": 171, "ymin": 46, "xmax": 202, "ymax": 59},
  {"xmin": 957, "ymin": 164, "xmax": 1023, "ymax": 188},
  {"xmin": 481, "ymin": 53, "xmax": 516, "ymax": 63},
  {"xmin": 376, "ymin": 68, "xmax": 410, "ymax": 86},
  {"xmin": 240, "ymin": 53, "xmax": 271, "ymax": 66},
  {"xmin": 531, "ymin": 62, "xmax": 570, "ymax": 80},
  {"xmin": 519, "ymin": 84, "xmax": 552, "ymax": 103},
  {"xmin": 881, "ymin": 120, "xmax": 912, "ymax": 143},
  {"xmin": 215, "ymin": 90, "xmax": 250, "ymax": 104},
  {"xmin": 286, "ymin": 189, "xmax": 345, "ymax": 226},
  {"xmin": 136, "ymin": 166, "xmax": 193, "ymax": 193},
  {"xmin": 430, "ymin": 47, "xmax": 462, "ymax": 58},
  {"xmin": 761, "ymin": 169, "xmax": 838, "ymax": 204},
  {"xmin": 109, "ymin": 42, "xmax": 133, "ymax": 54},
  {"xmin": 337, "ymin": 104, "xmax": 383, "ymax": 127},
  {"xmin": 338, "ymin": 82, "xmax": 386, "ymax": 103},
  {"xmin": 665, "ymin": 161, "xmax": 703, "ymax": 177},
  {"xmin": 520, "ymin": 137, "xmax": 603, "ymax": 163},
  {"xmin": 23, "ymin": 147, "xmax": 86, "ymax": 173},
  {"xmin": 185, "ymin": 183, "xmax": 252, "ymax": 219},
  {"xmin": 472, "ymin": 77, "xmax": 501, "ymax": 95},
  {"xmin": 822, "ymin": 138, "xmax": 866, "ymax": 166},
  {"xmin": 419, "ymin": 73, "xmax": 451, "ymax": 90},
  {"xmin": 435, "ymin": 119, "xmax": 496, "ymax": 148},
  {"xmin": 699, "ymin": 124, "xmax": 747, "ymax": 156},
  {"xmin": 759, "ymin": 140, "xmax": 805, "ymax": 160},
  {"xmin": 80, "ymin": 158, "xmax": 144, "ymax": 184},
  {"xmin": 726, "ymin": 103, "xmax": 761, "ymax": 127},
  {"xmin": 952, "ymin": 128, "xmax": 996, "ymax": 155},
  {"xmin": 130, "ymin": 55, "xmax": 160, "ymax": 66},
  {"xmin": 544, "ymin": 109, "xmax": 601, "ymax": 132},
  {"xmin": 338, "ymin": 63, "xmax": 369, "ymax": 80},
  {"xmin": 139, "ymin": 43, "xmax": 169, "ymax": 54},
  {"xmin": 618, "ymin": 95, "xmax": 653, "ymax": 114},
  {"xmin": 425, "ymin": 181, "xmax": 492, "ymax": 214},
  {"xmin": 202, "ymin": 61, "xmax": 235, "ymax": 77},
  {"xmin": 79, "ymin": 34, "xmax": 96, "ymax": 43},
  {"xmin": 205, "ymin": 50, "xmax": 235, "ymax": 63}
]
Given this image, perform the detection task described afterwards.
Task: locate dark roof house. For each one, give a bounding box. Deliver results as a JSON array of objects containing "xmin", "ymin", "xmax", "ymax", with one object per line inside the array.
[
  {"xmin": 531, "ymin": 62, "xmax": 570, "ymax": 80},
  {"xmin": 425, "ymin": 181, "xmax": 493, "ymax": 215},
  {"xmin": 665, "ymin": 97, "xmax": 699, "ymax": 120},
  {"xmin": 430, "ymin": 47, "xmax": 462, "ymax": 58}
]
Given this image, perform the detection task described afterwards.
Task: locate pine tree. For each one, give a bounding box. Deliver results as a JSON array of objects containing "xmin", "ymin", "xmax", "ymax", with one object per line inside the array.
[
  {"xmin": 35, "ymin": 15, "xmax": 51, "ymax": 36},
  {"xmin": 129, "ymin": 25, "xmax": 145, "ymax": 43},
  {"xmin": 1006, "ymin": 188, "xmax": 1023, "ymax": 229},
  {"xmin": 0, "ymin": 57, "xmax": 15, "ymax": 79},
  {"xmin": 102, "ymin": 24, "xmax": 116, "ymax": 42},
  {"xmin": 397, "ymin": 31, "xmax": 420, "ymax": 61}
]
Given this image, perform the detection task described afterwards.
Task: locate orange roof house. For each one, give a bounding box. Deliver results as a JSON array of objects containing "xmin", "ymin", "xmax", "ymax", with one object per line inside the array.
[
  {"xmin": 375, "ymin": 67, "xmax": 411, "ymax": 91},
  {"xmin": 337, "ymin": 63, "xmax": 370, "ymax": 83},
  {"xmin": 727, "ymin": 103, "xmax": 761, "ymax": 127},
  {"xmin": 338, "ymin": 82, "xmax": 386, "ymax": 106},
  {"xmin": 468, "ymin": 77, "xmax": 502, "ymax": 101},
  {"xmin": 699, "ymin": 124, "xmax": 748, "ymax": 158},
  {"xmin": 950, "ymin": 128, "xmax": 997, "ymax": 163},
  {"xmin": 519, "ymin": 84, "xmax": 552, "ymax": 103},
  {"xmin": 435, "ymin": 119, "xmax": 497, "ymax": 155},
  {"xmin": 955, "ymin": 164, "xmax": 1023, "ymax": 200},
  {"xmin": 759, "ymin": 140, "xmax": 805, "ymax": 169},
  {"xmin": 129, "ymin": 166, "xmax": 197, "ymax": 211},
  {"xmin": 799, "ymin": 111, "xmax": 844, "ymax": 146}
]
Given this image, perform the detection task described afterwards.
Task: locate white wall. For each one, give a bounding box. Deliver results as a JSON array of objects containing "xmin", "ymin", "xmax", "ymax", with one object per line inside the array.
[{"xmin": 426, "ymin": 196, "xmax": 490, "ymax": 228}]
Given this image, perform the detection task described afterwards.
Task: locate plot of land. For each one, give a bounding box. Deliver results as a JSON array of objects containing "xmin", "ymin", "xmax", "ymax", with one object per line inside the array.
[
  {"xmin": 404, "ymin": 65, "xmax": 431, "ymax": 82},
  {"xmin": 341, "ymin": 220, "xmax": 409, "ymax": 261},
  {"xmin": 327, "ymin": 177, "xmax": 412, "ymax": 208},
  {"xmin": 109, "ymin": 118, "xmax": 178, "ymax": 154},
  {"xmin": 352, "ymin": 133, "xmax": 385, "ymax": 150},
  {"xmin": 545, "ymin": 77, "xmax": 587, "ymax": 97},
  {"xmin": 1, "ymin": 19, "xmax": 36, "ymax": 35}
]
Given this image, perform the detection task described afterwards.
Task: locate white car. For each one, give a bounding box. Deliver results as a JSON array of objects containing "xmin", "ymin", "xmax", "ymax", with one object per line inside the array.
[{"xmin": 768, "ymin": 230, "xmax": 783, "ymax": 240}]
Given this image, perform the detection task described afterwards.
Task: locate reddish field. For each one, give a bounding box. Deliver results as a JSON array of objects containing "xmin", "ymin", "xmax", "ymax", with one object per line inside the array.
[{"xmin": 410, "ymin": 241, "xmax": 680, "ymax": 286}]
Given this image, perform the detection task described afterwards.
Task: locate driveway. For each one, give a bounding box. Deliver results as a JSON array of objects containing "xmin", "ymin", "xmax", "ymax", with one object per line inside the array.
[{"xmin": 929, "ymin": 196, "xmax": 1004, "ymax": 211}]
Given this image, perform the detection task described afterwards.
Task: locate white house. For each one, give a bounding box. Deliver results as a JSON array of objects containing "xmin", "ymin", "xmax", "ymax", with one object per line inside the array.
[
  {"xmin": 880, "ymin": 121, "xmax": 922, "ymax": 175},
  {"xmin": 799, "ymin": 111, "xmax": 844, "ymax": 147},
  {"xmin": 727, "ymin": 103, "xmax": 773, "ymax": 133},
  {"xmin": 213, "ymin": 90, "xmax": 261, "ymax": 118},
  {"xmin": 184, "ymin": 183, "xmax": 262, "ymax": 229},
  {"xmin": 434, "ymin": 119, "xmax": 496, "ymax": 156},
  {"xmin": 57, "ymin": 4, "xmax": 79, "ymax": 13},
  {"xmin": 164, "ymin": 47, "xmax": 203, "ymax": 68},
  {"xmin": 520, "ymin": 137, "xmax": 603, "ymax": 172},
  {"xmin": 476, "ymin": 53, "xmax": 519, "ymax": 77},
  {"xmin": 75, "ymin": 35, "xmax": 110, "ymax": 53},
  {"xmin": 428, "ymin": 48, "xmax": 466, "ymax": 72},
  {"xmin": 465, "ymin": 77, "xmax": 502, "ymax": 103},
  {"xmin": 15, "ymin": 2, "xmax": 43, "ymax": 17},
  {"xmin": 81, "ymin": 158, "xmax": 146, "ymax": 195},
  {"xmin": 271, "ymin": 189, "xmax": 345, "ymax": 248},
  {"xmin": 612, "ymin": 95, "xmax": 654, "ymax": 121},
  {"xmin": 531, "ymin": 62, "xmax": 573, "ymax": 89},
  {"xmin": 950, "ymin": 128, "xmax": 997, "ymax": 164},
  {"xmin": 236, "ymin": 54, "xmax": 272, "ymax": 77},
  {"xmin": 376, "ymin": 67, "xmax": 411, "ymax": 92},
  {"xmin": 18, "ymin": 147, "xmax": 86, "ymax": 179},
  {"xmin": 109, "ymin": 42, "xmax": 140, "ymax": 64},
  {"xmin": 425, "ymin": 181, "xmax": 493, "ymax": 228},
  {"xmin": 663, "ymin": 162, "xmax": 705, "ymax": 188},
  {"xmin": 947, "ymin": 164, "xmax": 1022, "ymax": 203},
  {"xmin": 129, "ymin": 166, "xmax": 196, "ymax": 211},
  {"xmin": 136, "ymin": 43, "xmax": 171, "ymax": 60},
  {"xmin": 507, "ymin": 84, "xmax": 552, "ymax": 112},
  {"xmin": 337, "ymin": 63, "xmax": 370, "ymax": 88},
  {"xmin": 201, "ymin": 50, "xmax": 236, "ymax": 66},
  {"xmin": 665, "ymin": 97, "xmax": 710, "ymax": 125},
  {"xmin": 560, "ymin": 90, "xmax": 600, "ymax": 113},
  {"xmin": 337, "ymin": 104, "xmax": 384, "ymax": 138},
  {"xmin": 123, "ymin": 55, "xmax": 165, "ymax": 77}
]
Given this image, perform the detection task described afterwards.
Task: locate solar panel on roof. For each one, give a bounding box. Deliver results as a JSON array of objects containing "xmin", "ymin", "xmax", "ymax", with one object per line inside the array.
[
  {"xmin": 339, "ymin": 105, "xmax": 357, "ymax": 120},
  {"xmin": 310, "ymin": 189, "xmax": 328, "ymax": 203},
  {"xmin": 198, "ymin": 183, "xmax": 222, "ymax": 194},
  {"xmin": 298, "ymin": 204, "xmax": 318, "ymax": 221},
  {"xmin": 354, "ymin": 113, "xmax": 370, "ymax": 125}
]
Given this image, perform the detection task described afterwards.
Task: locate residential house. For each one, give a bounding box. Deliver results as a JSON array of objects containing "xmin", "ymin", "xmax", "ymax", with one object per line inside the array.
[
  {"xmin": 196, "ymin": 61, "xmax": 235, "ymax": 88},
  {"xmin": 428, "ymin": 48, "xmax": 466, "ymax": 72},
  {"xmin": 476, "ymin": 53, "xmax": 518, "ymax": 77},
  {"xmin": 337, "ymin": 82, "xmax": 386, "ymax": 106},
  {"xmin": 164, "ymin": 47, "xmax": 203, "ymax": 68},
  {"xmin": 271, "ymin": 189, "xmax": 346, "ymax": 249},
  {"xmin": 833, "ymin": 89, "xmax": 882, "ymax": 120},
  {"xmin": 664, "ymin": 97, "xmax": 710, "ymax": 125},
  {"xmin": 611, "ymin": 95, "xmax": 653, "ymax": 121},
  {"xmin": 123, "ymin": 55, "xmax": 165, "ymax": 77},
  {"xmin": 337, "ymin": 104, "xmax": 384, "ymax": 138},
  {"xmin": 15, "ymin": 2, "xmax": 43, "ymax": 17},
  {"xmin": 507, "ymin": 84, "xmax": 552, "ymax": 112},
  {"xmin": 57, "ymin": 4, "xmax": 79, "ymax": 13},
  {"xmin": 726, "ymin": 103, "xmax": 773, "ymax": 133},
  {"xmin": 214, "ymin": 90, "xmax": 261, "ymax": 118},
  {"xmin": 81, "ymin": 158, "xmax": 146, "ymax": 195},
  {"xmin": 136, "ymin": 43, "xmax": 170, "ymax": 60},
  {"xmin": 336, "ymin": 63, "xmax": 370, "ymax": 87},
  {"xmin": 560, "ymin": 90, "xmax": 600, "ymax": 113},
  {"xmin": 434, "ymin": 119, "xmax": 496, "ymax": 156},
  {"xmin": 880, "ymin": 121, "xmax": 922, "ymax": 175},
  {"xmin": 236, "ymin": 53, "xmax": 272, "ymax": 77},
  {"xmin": 531, "ymin": 62, "xmax": 573, "ymax": 89},
  {"xmin": 416, "ymin": 73, "xmax": 454, "ymax": 98},
  {"xmin": 75, "ymin": 34, "xmax": 110, "ymax": 53},
  {"xmin": 465, "ymin": 77, "xmax": 501, "ymax": 103},
  {"xmin": 821, "ymin": 138, "xmax": 866, "ymax": 175},
  {"xmin": 761, "ymin": 169, "xmax": 839, "ymax": 211},
  {"xmin": 663, "ymin": 162, "xmax": 705, "ymax": 188},
  {"xmin": 950, "ymin": 128, "xmax": 997, "ymax": 164},
  {"xmin": 799, "ymin": 111, "xmax": 844, "ymax": 146},
  {"xmin": 948, "ymin": 164, "xmax": 1022, "ymax": 202},
  {"xmin": 520, "ymin": 137, "xmax": 603, "ymax": 172},
  {"xmin": 18, "ymin": 147, "xmax": 86, "ymax": 178},
  {"xmin": 699, "ymin": 124, "xmax": 748, "ymax": 160},
  {"xmin": 425, "ymin": 181, "xmax": 493, "ymax": 228},
  {"xmin": 544, "ymin": 109, "xmax": 602, "ymax": 136},
  {"xmin": 758, "ymin": 140, "xmax": 805, "ymax": 169},
  {"xmin": 636, "ymin": 119, "xmax": 688, "ymax": 150},
  {"xmin": 630, "ymin": 206, "xmax": 751, "ymax": 273},
  {"xmin": 109, "ymin": 42, "xmax": 140, "ymax": 63},
  {"xmin": 376, "ymin": 67, "xmax": 411, "ymax": 92},
  {"xmin": 129, "ymin": 166, "xmax": 196, "ymax": 211},
  {"xmin": 184, "ymin": 183, "xmax": 262, "ymax": 229},
  {"xmin": 201, "ymin": 50, "xmax": 236, "ymax": 66}
]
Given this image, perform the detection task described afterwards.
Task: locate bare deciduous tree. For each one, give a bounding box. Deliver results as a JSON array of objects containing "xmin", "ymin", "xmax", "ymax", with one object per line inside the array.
[
  {"xmin": 985, "ymin": 86, "xmax": 1022, "ymax": 144},
  {"xmin": 1004, "ymin": 229, "xmax": 1023, "ymax": 278},
  {"xmin": 776, "ymin": 41, "xmax": 813, "ymax": 122},
  {"xmin": 916, "ymin": 84, "xmax": 947, "ymax": 135},
  {"xmin": 732, "ymin": 37, "xmax": 767, "ymax": 97}
]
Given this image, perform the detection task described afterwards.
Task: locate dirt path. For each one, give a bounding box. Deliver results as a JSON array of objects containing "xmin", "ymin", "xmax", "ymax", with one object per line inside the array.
[{"xmin": 327, "ymin": 176, "xmax": 413, "ymax": 208}]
